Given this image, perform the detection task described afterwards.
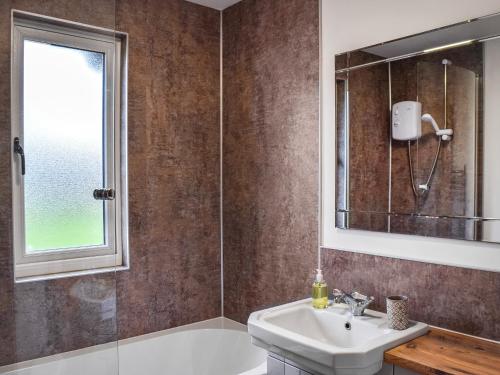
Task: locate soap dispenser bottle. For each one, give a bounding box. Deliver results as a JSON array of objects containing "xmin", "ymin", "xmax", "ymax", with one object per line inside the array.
[{"xmin": 312, "ymin": 269, "xmax": 328, "ymax": 309}]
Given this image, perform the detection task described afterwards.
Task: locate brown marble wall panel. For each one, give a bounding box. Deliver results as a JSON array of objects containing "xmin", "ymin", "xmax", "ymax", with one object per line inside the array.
[
  {"xmin": 222, "ymin": 0, "xmax": 319, "ymax": 324},
  {"xmin": 0, "ymin": 0, "xmax": 221, "ymax": 366},
  {"xmin": 0, "ymin": 0, "xmax": 119, "ymax": 366},
  {"xmin": 115, "ymin": 0, "xmax": 221, "ymax": 340},
  {"xmin": 322, "ymin": 248, "xmax": 500, "ymax": 341}
]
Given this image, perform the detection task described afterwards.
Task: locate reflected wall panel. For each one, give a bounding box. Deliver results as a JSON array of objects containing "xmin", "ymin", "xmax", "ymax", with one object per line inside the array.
[
  {"xmin": 347, "ymin": 58, "xmax": 390, "ymax": 232},
  {"xmin": 337, "ymin": 43, "xmax": 488, "ymax": 242},
  {"xmin": 390, "ymin": 45, "xmax": 483, "ymax": 240}
]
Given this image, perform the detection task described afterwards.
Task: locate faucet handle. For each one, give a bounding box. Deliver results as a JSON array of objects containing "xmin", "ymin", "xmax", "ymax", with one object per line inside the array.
[
  {"xmin": 344, "ymin": 291, "xmax": 375, "ymax": 316},
  {"xmin": 331, "ymin": 289, "xmax": 345, "ymax": 304},
  {"xmin": 350, "ymin": 291, "xmax": 372, "ymax": 301}
]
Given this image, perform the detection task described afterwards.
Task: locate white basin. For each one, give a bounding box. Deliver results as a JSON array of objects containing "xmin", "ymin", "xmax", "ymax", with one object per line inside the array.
[{"xmin": 248, "ymin": 299, "xmax": 428, "ymax": 375}]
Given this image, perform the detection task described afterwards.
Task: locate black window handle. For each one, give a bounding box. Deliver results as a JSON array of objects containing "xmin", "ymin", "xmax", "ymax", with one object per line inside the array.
[
  {"xmin": 93, "ymin": 189, "xmax": 115, "ymax": 200},
  {"xmin": 13, "ymin": 137, "xmax": 25, "ymax": 175}
]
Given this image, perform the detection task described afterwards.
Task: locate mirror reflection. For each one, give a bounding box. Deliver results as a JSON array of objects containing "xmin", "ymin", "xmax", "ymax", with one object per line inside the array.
[{"xmin": 336, "ymin": 14, "xmax": 500, "ymax": 243}]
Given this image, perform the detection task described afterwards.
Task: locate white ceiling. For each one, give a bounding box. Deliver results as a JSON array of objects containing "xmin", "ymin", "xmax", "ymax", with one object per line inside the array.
[{"xmin": 186, "ymin": 0, "xmax": 242, "ymax": 10}]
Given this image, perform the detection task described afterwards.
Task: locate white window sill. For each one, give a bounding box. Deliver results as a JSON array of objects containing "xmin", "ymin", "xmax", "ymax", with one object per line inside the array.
[{"xmin": 15, "ymin": 265, "xmax": 129, "ymax": 284}]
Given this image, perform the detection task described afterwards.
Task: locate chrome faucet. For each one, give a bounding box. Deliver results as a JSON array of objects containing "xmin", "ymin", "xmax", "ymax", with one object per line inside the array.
[{"xmin": 332, "ymin": 289, "xmax": 375, "ymax": 316}]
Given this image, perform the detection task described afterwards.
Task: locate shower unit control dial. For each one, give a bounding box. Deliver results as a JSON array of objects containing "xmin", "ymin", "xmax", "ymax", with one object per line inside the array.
[{"xmin": 392, "ymin": 101, "xmax": 422, "ymax": 141}]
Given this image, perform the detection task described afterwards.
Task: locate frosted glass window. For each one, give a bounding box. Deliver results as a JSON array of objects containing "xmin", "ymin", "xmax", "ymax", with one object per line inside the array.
[{"xmin": 23, "ymin": 41, "xmax": 106, "ymax": 252}]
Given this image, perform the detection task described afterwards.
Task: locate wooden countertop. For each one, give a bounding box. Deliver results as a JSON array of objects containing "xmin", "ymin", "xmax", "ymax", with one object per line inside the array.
[{"xmin": 384, "ymin": 328, "xmax": 500, "ymax": 375}]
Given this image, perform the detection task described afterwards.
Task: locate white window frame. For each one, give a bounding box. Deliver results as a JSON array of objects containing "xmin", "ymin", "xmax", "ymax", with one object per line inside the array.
[{"xmin": 11, "ymin": 11, "xmax": 129, "ymax": 281}]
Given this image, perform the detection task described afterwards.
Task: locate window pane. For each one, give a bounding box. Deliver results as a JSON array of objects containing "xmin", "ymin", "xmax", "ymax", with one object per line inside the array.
[{"xmin": 23, "ymin": 40, "xmax": 105, "ymax": 252}]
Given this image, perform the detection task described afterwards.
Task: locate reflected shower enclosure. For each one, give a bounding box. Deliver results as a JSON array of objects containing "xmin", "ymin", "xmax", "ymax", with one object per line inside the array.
[{"xmin": 335, "ymin": 40, "xmax": 499, "ymax": 243}]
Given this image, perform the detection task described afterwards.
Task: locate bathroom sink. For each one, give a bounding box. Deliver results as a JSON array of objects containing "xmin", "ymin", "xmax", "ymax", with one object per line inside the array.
[{"xmin": 248, "ymin": 299, "xmax": 428, "ymax": 375}]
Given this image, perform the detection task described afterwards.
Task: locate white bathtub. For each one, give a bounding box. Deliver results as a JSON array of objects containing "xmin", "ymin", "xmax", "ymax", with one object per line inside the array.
[{"xmin": 0, "ymin": 318, "xmax": 267, "ymax": 375}]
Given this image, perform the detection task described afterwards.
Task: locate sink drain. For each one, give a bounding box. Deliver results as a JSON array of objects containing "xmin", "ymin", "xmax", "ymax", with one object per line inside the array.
[{"xmin": 344, "ymin": 322, "xmax": 351, "ymax": 330}]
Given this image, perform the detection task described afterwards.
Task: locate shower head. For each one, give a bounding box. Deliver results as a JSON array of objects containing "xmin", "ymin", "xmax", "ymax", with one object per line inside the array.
[{"xmin": 421, "ymin": 113, "xmax": 453, "ymax": 140}]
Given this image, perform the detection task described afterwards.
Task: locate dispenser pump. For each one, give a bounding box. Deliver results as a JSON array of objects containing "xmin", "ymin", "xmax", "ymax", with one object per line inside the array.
[{"xmin": 315, "ymin": 268, "xmax": 324, "ymax": 283}]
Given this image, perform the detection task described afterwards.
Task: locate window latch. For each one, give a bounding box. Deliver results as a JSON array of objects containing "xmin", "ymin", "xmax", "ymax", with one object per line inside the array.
[
  {"xmin": 13, "ymin": 137, "xmax": 25, "ymax": 175},
  {"xmin": 93, "ymin": 189, "xmax": 115, "ymax": 200}
]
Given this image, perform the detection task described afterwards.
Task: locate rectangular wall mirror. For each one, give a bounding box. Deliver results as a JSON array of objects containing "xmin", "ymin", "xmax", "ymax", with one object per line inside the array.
[{"xmin": 335, "ymin": 12, "xmax": 500, "ymax": 243}]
